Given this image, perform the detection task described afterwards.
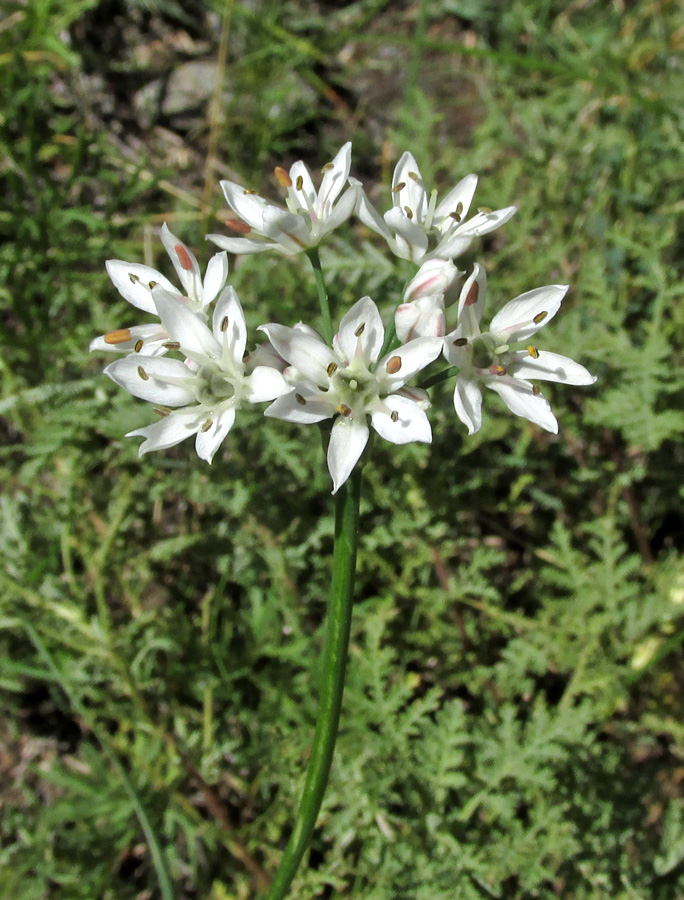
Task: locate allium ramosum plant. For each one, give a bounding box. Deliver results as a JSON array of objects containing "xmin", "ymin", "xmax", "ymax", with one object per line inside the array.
[{"xmin": 91, "ymin": 143, "xmax": 595, "ymax": 898}]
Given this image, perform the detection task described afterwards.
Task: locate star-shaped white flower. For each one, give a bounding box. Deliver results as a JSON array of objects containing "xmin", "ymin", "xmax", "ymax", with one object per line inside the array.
[
  {"xmin": 357, "ymin": 151, "xmax": 517, "ymax": 263},
  {"xmin": 208, "ymin": 142, "xmax": 359, "ymax": 256},
  {"xmin": 260, "ymin": 297, "xmax": 442, "ymax": 492},
  {"xmin": 90, "ymin": 224, "xmax": 229, "ymax": 357},
  {"xmin": 395, "ymin": 257, "xmax": 460, "ymax": 341},
  {"xmin": 104, "ymin": 287, "xmax": 287, "ymax": 462},
  {"xmin": 443, "ymin": 264, "xmax": 596, "ymax": 435}
]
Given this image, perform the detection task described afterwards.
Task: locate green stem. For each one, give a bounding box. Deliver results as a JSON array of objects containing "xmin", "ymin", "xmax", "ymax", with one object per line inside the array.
[
  {"xmin": 419, "ymin": 365, "xmax": 459, "ymax": 390},
  {"xmin": 306, "ymin": 247, "xmax": 334, "ymax": 345},
  {"xmin": 265, "ymin": 467, "xmax": 362, "ymax": 900}
]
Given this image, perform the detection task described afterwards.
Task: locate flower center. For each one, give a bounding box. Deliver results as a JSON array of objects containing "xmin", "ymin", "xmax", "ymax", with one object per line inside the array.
[{"xmin": 196, "ymin": 363, "xmax": 237, "ymax": 406}]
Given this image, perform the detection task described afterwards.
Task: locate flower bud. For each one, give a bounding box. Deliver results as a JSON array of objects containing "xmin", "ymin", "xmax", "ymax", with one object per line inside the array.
[{"xmin": 403, "ymin": 258, "xmax": 458, "ymax": 303}]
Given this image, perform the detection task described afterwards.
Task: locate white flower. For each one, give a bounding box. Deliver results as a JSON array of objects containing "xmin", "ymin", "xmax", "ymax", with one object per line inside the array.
[
  {"xmin": 395, "ymin": 257, "xmax": 460, "ymax": 341},
  {"xmin": 90, "ymin": 224, "xmax": 229, "ymax": 356},
  {"xmin": 357, "ymin": 151, "xmax": 517, "ymax": 263},
  {"xmin": 208, "ymin": 142, "xmax": 359, "ymax": 256},
  {"xmin": 443, "ymin": 264, "xmax": 596, "ymax": 435},
  {"xmin": 104, "ymin": 287, "xmax": 287, "ymax": 462},
  {"xmin": 260, "ymin": 297, "xmax": 442, "ymax": 492}
]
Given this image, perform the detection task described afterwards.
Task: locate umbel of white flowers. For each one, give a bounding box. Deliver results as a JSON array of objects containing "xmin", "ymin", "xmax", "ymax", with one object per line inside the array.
[{"xmin": 91, "ymin": 143, "xmax": 595, "ymax": 492}]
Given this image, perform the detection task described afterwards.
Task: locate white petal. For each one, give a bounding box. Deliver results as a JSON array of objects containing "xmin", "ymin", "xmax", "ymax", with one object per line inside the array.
[
  {"xmin": 288, "ymin": 161, "xmax": 317, "ymax": 213},
  {"xmin": 317, "ymin": 185, "xmax": 357, "ymax": 236},
  {"xmin": 327, "ymin": 419, "xmax": 369, "ymax": 494},
  {"xmin": 160, "ymin": 223, "xmax": 203, "ymax": 301},
  {"xmin": 202, "ymin": 252, "xmax": 229, "ymax": 307},
  {"xmin": 258, "ymin": 324, "xmax": 335, "ymax": 384},
  {"xmin": 195, "ymin": 407, "xmax": 236, "ymax": 463},
  {"xmin": 337, "ymin": 296, "xmax": 384, "ymax": 365},
  {"xmin": 435, "ymin": 174, "xmax": 479, "ymax": 226},
  {"xmin": 261, "ymin": 206, "xmax": 311, "ymax": 248},
  {"xmin": 394, "ymin": 303, "xmax": 421, "ymax": 343},
  {"xmin": 453, "ymin": 376, "xmax": 483, "ymax": 435},
  {"xmin": 105, "ymin": 356, "xmax": 196, "ymax": 406},
  {"xmin": 317, "ymin": 142, "xmax": 352, "ymax": 218},
  {"xmin": 220, "ymin": 180, "xmax": 270, "ymax": 229},
  {"xmin": 127, "ymin": 408, "xmax": 203, "ymax": 455},
  {"xmin": 392, "ymin": 151, "xmax": 427, "ymax": 223},
  {"xmin": 206, "ymin": 233, "xmax": 278, "ymax": 255},
  {"xmin": 265, "ymin": 387, "xmax": 335, "ymax": 424},
  {"xmin": 356, "ymin": 190, "xmax": 393, "ymax": 242},
  {"xmin": 489, "ymin": 285, "xmax": 568, "ymax": 342},
  {"xmin": 384, "ymin": 207, "xmax": 429, "ymax": 262},
  {"xmin": 378, "ymin": 337, "xmax": 443, "ymax": 391},
  {"xmin": 152, "ymin": 288, "xmax": 221, "ymax": 359},
  {"xmin": 404, "ymin": 258, "xmax": 458, "ymax": 302},
  {"xmin": 464, "ymin": 205, "xmax": 517, "ymax": 236},
  {"xmin": 245, "ymin": 365, "xmax": 289, "ymax": 402},
  {"xmin": 396, "ymin": 295, "xmax": 446, "ymax": 340},
  {"xmin": 508, "ymin": 351, "xmax": 596, "ymax": 385},
  {"xmin": 456, "ymin": 263, "xmax": 487, "ymax": 329},
  {"xmin": 89, "ymin": 323, "xmax": 169, "ymax": 355},
  {"xmin": 212, "ymin": 286, "xmax": 247, "ymax": 361},
  {"xmin": 105, "ymin": 260, "xmax": 177, "ymax": 314},
  {"xmin": 371, "ymin": 395, "xmax": 432, "ymax": 445},
  {"xmin": 486, "ymin": 377, "xmax": 558, "ymax": 433}
]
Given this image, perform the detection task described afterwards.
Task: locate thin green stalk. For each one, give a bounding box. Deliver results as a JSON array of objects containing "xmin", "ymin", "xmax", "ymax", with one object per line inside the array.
[
  {"xmin": 419, "ymin": 365, "xmax": 459, "ymax": 390},
  {"xmin": 265, "ymin": 467, "xmax": 363, "ymax": 900},
  {"xmin": 306, "ymin": 247, "xmax": 334, "ymax": 344}
]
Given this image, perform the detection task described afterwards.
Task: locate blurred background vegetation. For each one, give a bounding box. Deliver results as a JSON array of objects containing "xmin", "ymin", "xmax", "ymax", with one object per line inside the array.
[{"xmin": 2, "ymin": 0, "xmax": 684, "ymax": 898}]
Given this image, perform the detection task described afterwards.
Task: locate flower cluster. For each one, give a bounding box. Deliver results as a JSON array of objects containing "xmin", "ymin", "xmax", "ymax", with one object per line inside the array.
[{"xmin": 92, "ymin": 143, "xmax": 595, "ymax": 491}]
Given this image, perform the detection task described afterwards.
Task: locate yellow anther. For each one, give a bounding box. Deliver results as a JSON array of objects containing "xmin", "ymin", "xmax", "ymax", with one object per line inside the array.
[
  {"xmin": 134, "ymin": 339, "xmax": 144, "ymax": 352},
  {"xmin": 528, "ymin": 345, "xmax": 539, "ymax": 359},
  {"xmin": 533, "ymin": 311, "xmax": 548, "ymax": 324},
  {"xmin": 326, "ymin": 362, "xmax": 338, "ymax": 376},
  {"xmin": 220, "ymin": 316, "xmax": 229, "ymax": 332},
  {"xmin": 385, "ymin": 355, "xmax": 402, "ymax": 375},
  {"xmin": 392, "ymin": 182, "xmax": 406, "ymax": 193},
  {"xmin": 465, "ymin": 281, "xmax": 479, "ymax": 306},
  {"xmin": 354, "ymin": 322, "xmax": 366, "ymax": 337},
  {"xmin": 449, "ymin": 211, "xmax": 461, "ymax": 222},
  {"xmin": 104, "ymin": 328, "xmax": 131, "ymax": 345},
  {"xmin": 336, "ymin": 404, "xmax": 352, "ymax": 417},
  {"xmin": 390, "ymin": 410, "xmax": 399, "ymax": 423},
  {"xmin": 201, "ymin": 419, "xmax": 213, "ymax": 432},
  {"xmin": 163, "ymin": 341, "xmax": 180, "ymax": 350},
  {"xmin": 408, "ymin": 171, "xmax": 420, "ymax": 181},
  {"xmin": 490, "ymin": 364, "xmax": 506, "ymax": 376},
  {"xmin": 243, "ymin": 188, "xmax": 258, "ymax": 195},
  {"xmin": 452, "ymin": 337, "xmax": 468, "ymax": 347},
  {"xmin": 153, "ymin": 407, "xmax": 170, "ymax": 417},
  {"xmin": 137, "ymin": 366, "xmax": 149, "ymax": 381},
  {"xmin": 478, "ymin": 206, "xmax": 493, "ymax": 214},
  {"xmin": 296, "ymin": 175, "xmax": 304, "ymax": 191},
  {"xmin": 321, "ymin": 162, "xmax": 334, "ymax": 172},
  {"xmin": 274, "ymin": 167, "xmax": 292, "ymax": 188},
  {"xmin": 404, "ymin": 206, "xmax": 413, "ymax": 219},
  {"xmin": 148, "ymin": 280, "xmax": 158, "ymax": 289},
  {"xmin": 532, "ymin": 385, "xmax": 541, "ymax": 396},
  {"xmin": 128, "ymin": 273, "xmax": 140, "ymax": 284},
  {"xmin": 295, "ymin": 393, "xmax": 307, "ymax": 406}
]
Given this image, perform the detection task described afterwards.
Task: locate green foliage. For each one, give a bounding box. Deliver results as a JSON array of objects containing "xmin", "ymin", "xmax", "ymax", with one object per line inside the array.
[{"xmin": 2, "ymin": 1, "xmax": 684, "ymax": 898}]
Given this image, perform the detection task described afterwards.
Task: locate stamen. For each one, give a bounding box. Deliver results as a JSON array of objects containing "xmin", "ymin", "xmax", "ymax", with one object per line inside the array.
[
  {"xmin": 296, "ymin": 175, "xmax": 304, "ymax": 191},
  {"xmin": 128, "ymin": 273, "xmax": 140, "ymax": 284},
  {"xmin": 465, "ymin": 281, "xmax": 479, "ymax": 306},
  {"xmin": 390, "ymin": 410, "xmax": 399, "ymax": 423},
  {"xmin": 226, "ymin": 218, "xmax": 251, "ymax": 234},
  {"xmin": 404, "ymin": 206, "xmax": 414, "ymax": 219},
  {"xmin": 104, "ymin": 328, "xmax": 132, "ymax": 345},
  {"xmin": 134, "ymin": 339, "xmax": 144, "ymax": 352},
  {"xmin": 385, "ymin": 355, "xmax": 402, "ymax": 374},
  {"xmin": 163, "ymin": 341, "xmax": 181, "ymax": 350},
  {"xmin": 295, "ymin": 393, "xmax": 307, "ymax": 406},
  {"xmin": 321, "ymin": 162, "xmax": 334, "ymax": 172},
  {"xmin": 336, "ymin": 404, "xmax": 352, "ymax": 417},
  {"xmin": 408, "ymin": 171, "xmax": 420, "ymax": 181},
  {"xmin": 489, "ymin": 364, "xmax": 506, "ymax": 376},
  {"xmin": 326, "ymin": 362, "xmax": 338, "ymax": 376},
  {"xmin": 354, "ymin": 322, "xmax": 366, "ymax": 337},
  {"xmin": 392, "ymin": 182, "xmax": 406, "ymax": 193},
  {"xmin": 137, "ymin": 366, "xmax": 149, "ymax": 381},
  {"xmin": 478, "ymin": 206, "xmax": 493, "ymax": 214},
  {"xmin": 201, "ymin": 419, "xmax": 213, "ymax": 432},
  {"xmin": 533, "ymin": 311, "xmax": 547, "ymax": 324},
  {"xmin": 452, "ymin": 337, "xmax": 468, "ymax": 347},
  {"xmin": 153, "ymin": 407, "xmax": 170, "ymax": 417},
  {"xmin": 243, "ymin": 188, "xmax": 258, "ymax": 195},
  {"xmin": 220, "ymin": 316, "xmax": 229, "ymax": 332},
  {"xmin": 174, "ymin": 243, "xmax": 194, "ymax": 271},
  {"xmin": 274, "ymin": 167, "xmax": 292, "ymax": 188},
  {"xmin": 532, "ymin": 385, "xmax": 541, "ymax": 396},
  {"xmin": 148, "ymin": 280, "xmax": 158, "ymax": 289},
  {"xmin": 424, "ymin": 189, "xmax": 438, "ymax": 231},
  {"xmin": 528, "ymin": 345, "xmax": 539, "ymax": 359}
]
